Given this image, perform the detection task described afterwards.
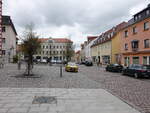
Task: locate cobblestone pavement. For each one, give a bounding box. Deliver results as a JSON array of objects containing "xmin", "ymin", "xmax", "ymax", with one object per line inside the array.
[
  {"xmin": 80, "ymin": 66, "xmax": 150, "ymax": 113},
  {"xmin": 0, "ymin": 88, "xmax": 140, "ymax": 113},
  {"xmin": 0, "ymin": 64, "xmax": 150, "ymax": 113}
]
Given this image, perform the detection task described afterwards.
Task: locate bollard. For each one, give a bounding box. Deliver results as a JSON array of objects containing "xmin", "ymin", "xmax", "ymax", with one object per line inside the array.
[{"xmin": 60, "ymin": 64, "xmax": 62, "ymax": 77}]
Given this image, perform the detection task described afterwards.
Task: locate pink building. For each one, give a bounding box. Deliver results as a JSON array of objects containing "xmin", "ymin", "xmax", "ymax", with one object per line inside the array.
[{"xmin": 121, "ymin": 4, "xmax": 150, "ymax": 65}]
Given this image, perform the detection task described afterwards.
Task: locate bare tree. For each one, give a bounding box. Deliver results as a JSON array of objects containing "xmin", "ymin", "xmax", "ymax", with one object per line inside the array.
[{"xmin": 21, "ymin": 24, "xmax": 41, "ymax": 76}]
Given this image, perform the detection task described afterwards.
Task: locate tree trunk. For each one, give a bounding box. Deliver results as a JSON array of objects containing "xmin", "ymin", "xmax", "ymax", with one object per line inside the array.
[{"xmin": 27, "ymin": 62, "xmax": 30, "ymax": 75}]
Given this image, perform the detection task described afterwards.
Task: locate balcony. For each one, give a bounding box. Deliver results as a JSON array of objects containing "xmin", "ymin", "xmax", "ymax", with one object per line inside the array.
[{"xmin": 132, "ymin": 48, "xmax": 139, "ymax": 52}]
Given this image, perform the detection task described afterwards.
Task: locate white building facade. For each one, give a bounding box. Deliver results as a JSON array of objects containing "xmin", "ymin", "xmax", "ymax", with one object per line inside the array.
[
  {"xmin": 2, "ymin": 16, "xmax": 17, "ymax": 62},
  {"xmin": 34, "ymin": 38, "xmax": 73, "ymax": 61},
  {"xmin": 84, "ymin": 36, "xmax": 98, "ymax": 60}
]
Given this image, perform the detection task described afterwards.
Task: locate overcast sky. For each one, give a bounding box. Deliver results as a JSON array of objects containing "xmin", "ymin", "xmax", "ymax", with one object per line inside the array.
[{"xmin": 2, "ymin": 0, "xmax": 150, "ymax": 50}]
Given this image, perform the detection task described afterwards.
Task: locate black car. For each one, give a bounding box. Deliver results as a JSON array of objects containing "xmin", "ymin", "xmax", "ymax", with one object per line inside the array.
[
  {"xmin": 85, "ymin": 61, "xmax": 93, "ymax": 66},
  {"xmin": 122, "ymin": 64, "xmax": 150, "ymax": 78},
  {"xmin": 105, "ymin": 64, "xmax": 123, "ymax": 72}
]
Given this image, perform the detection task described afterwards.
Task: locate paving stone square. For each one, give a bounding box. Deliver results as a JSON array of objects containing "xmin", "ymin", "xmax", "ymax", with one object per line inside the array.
[{"xmin": 0, "ymin": 64, "xmax": 150, "ymax": 113}]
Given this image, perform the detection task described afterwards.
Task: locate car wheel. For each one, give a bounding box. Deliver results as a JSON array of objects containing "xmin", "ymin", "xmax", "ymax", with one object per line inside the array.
[{"xmin": 134, "ymin": 73, "xmax": 139, "ymax": 78}]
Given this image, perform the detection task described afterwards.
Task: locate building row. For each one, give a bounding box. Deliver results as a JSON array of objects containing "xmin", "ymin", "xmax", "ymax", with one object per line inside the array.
[{"xmin": 77, "ymin": 4, "xmax": 150, "ymax": 66}]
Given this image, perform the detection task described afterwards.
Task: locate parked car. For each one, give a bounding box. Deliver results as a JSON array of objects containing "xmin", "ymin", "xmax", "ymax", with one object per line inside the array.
[
  {"xmin": 85, "ymin": 61, "xmax": 93, "ymax": 66},
  {"xmin": 37, "ymin": 59, "xmax": 41, "ymax": 63},
  {"xmin": 65, "ymin": 62, "xmax": 78, "ymax": 72},
  {"xmin": 41, "ymin": 59, "xmax": 47, "ymax": 63},
  {"xmin": 56, "ymin": 60, "xmax": 62, "ymax": 64},
  {"xmin": 106, "ymin": 64, "xmax": 123, "ymax": 72},
  {"xmin": 122, "ymin": 64, "xmax": 150, "ymax": 78},
  {"xmin": 80, "ymin": 61, "xmax": 86, "ymax": 65},
  {"xmin": 51, "ymin": 60, "xmax": 57, "ymax": 64}
]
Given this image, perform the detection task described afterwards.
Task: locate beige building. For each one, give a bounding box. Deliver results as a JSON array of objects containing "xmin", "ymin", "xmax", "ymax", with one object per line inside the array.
[
  {"xmin": 91, "ymin": 29, "xmax": 115, "ymax": 64},
  {"xmin": 35, "ymin": 38, "xmax": 73, "ymax": 62},
  {"xmin": 2, "ymin": 16, "xmax": 18, "ymax": 62}
]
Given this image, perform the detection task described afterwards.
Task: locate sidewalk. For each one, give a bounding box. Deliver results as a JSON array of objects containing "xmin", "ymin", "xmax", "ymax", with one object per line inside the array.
[{"xmin": 0, "ymin": 88, "xmax": 140, "ymax": 113}]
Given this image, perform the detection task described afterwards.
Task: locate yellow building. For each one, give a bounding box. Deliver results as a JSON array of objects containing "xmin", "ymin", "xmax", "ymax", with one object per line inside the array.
[{"xmin": 111, "ymin": 22, "xmax": 127, "ymax": 64}]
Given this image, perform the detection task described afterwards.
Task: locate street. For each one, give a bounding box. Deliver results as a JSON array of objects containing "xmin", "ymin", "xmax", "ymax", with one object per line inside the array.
[{"xmin": 0, "ymin": 64, "xmax": 150, "ymax": 113}]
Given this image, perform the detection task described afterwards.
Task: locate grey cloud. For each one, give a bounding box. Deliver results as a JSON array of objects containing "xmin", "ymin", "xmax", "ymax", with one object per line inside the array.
[{"xmin": 3, "ymin": 0, "xmax": 147, "ymax": 35}]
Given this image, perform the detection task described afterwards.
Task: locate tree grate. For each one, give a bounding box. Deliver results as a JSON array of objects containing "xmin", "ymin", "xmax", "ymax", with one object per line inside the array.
[{"xmin": 32, "ymin": 96, "xmax": 57, "ymax": 104}]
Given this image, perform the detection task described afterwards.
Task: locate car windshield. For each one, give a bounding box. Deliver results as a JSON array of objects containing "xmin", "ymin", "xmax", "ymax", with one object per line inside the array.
[{"xmin": 68, "ymin": 62, "xmax": 76, "ymax": 66}]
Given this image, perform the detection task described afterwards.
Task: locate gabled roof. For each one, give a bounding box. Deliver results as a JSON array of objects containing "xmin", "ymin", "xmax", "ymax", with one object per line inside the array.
[
  {"xmin": 38, "ymin": 38, "xmax": 73, "ymax": 43},
  {"xmin": 2, "ymin": 15, "xmax": 17, "ymax": 35}
]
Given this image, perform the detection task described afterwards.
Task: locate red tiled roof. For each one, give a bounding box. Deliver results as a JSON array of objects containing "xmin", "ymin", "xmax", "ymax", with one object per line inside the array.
[
  {"xmin": 38, "ymin": 38, "xmax": 73, "ymax": 43},
  {"xmin": 115, "ymin": 22, "xmax": 127, "ymax": 32}
]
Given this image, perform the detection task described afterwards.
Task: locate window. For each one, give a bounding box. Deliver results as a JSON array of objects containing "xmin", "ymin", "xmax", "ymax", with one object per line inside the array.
[
  {"xmin": 124, "ymin": 30, "xmax": 128, "ymax": 37},
  {"xmin": 53, "ymin": 46, "xmax": 55, "ymax": 49},
  {"xmin": 133, "ymin": 27, "xmax": 137, "ymax": 34},
  {"xmin": 46, "ymin": 46, "xmax": 48, "ymax": 49},
  {"xmin": 124, "ymin": 43, "xmax": 128, "ymax": 50},
  {"xmin": 43, "ymin": 46, "xmax": 45, "ymax": 49},
  {"xmin": 49, "ymin": 46, "xmax": 51, "ymax": 49},
  {"xmin": 138, "ymin": 14, "xmax": 141, "ymax": 19},
  {"xmin": 143, "ymin": 56, "xmax": 148, "ymax": 65},
  {"xmin": 135, "ymin": 16, "xmax": 138, "ymax": 21},
  {"xmin": 144, "ymin": 39, "xmax": 150, "ymax": 48},
  {"xmin": 124, "ymin": 57, "xmax": 130, "ymax": 66},
  {"xmin": 43, "ymin": 51, "xmax": 44, "ymax": 54},
  {"xmin": 2, "ymin": 27, "xmax": 5, "ymax": 32},
  {"xmin": 146, "ymin": 10, "xmax": 150, "ymax": 15},
  {"xmin": 144, "ymin": 22, "xmax": 149, "ymax": 30},
  {"xmin": 131, "ymin": 40, "xmax": 139, "ymax": 49},
  {"xmin": 2, "ymin": 38, "xmax": 5, "ymax": 43},
  {"xmin": 57, "ymin": 46, "xmax": 59, "ymax": 48},
  {"xmin": 133, "ymin": 57, "xmax": 139, "ymax": 64}
]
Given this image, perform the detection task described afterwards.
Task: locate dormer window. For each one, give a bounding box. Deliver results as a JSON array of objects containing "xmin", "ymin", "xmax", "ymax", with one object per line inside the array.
[
  {"xmin": 146, "ymin": 10, "xmax": 150, "ymax": 15},
  {"xmin": 138, "ymin": 14, "xmax": 141, "ymax": 19},
  {"xmin": 135, "ymin": 16, "xmax": 138, "ymax": 21}
]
